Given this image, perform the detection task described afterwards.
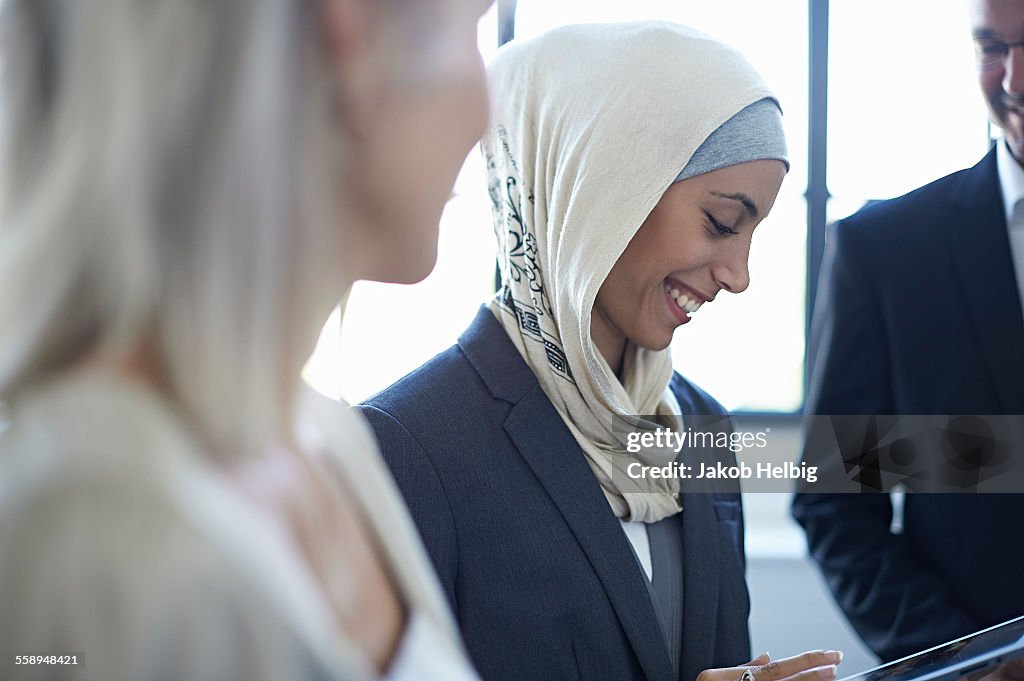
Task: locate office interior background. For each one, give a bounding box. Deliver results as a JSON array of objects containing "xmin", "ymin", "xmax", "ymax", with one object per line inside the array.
[{"xmin": 299, "ymin": 0, "xmax": 994, "ymax": 671}]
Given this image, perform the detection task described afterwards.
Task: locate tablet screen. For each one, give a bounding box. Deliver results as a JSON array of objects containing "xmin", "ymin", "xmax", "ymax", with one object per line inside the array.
[{"xmin": 838, "ymin": 616, "xmax": 1024, "ymax": 681}]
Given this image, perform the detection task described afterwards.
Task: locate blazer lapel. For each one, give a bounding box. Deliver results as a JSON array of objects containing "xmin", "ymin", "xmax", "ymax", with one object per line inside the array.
[
  {"xmin": 504, "ymin": 386, "xmax": 678, "ymax": 681},
  {"xmin": 671, "ymin": 407, "xmax": 725, "ymax": 681},
  {"xmin": 946, "ymin": 148, "xmax": 1024, "ymax": 413},
  {"xmin": 678, "ymin": 486, "xmax": 721, "ymax": 681}
]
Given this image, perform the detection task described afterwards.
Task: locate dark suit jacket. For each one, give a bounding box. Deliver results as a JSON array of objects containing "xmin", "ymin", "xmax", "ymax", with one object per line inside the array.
[
  {"xmin": 792, "ymin": 146, "xmax": 1024, "ymax": 662},
  {"xmin": 358, "ymin": 307, "xmax": 751, "ymax": 681}
]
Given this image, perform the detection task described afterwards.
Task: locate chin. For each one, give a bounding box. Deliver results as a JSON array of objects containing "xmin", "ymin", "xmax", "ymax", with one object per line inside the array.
[
  {"xmin": 370, "ymin": 235, "xmax": 439, "ymax": 285},
  {"xmin": 1008, "ymin": 136, "xmax": 1024, "ymax": 162},
  {"xmin": 384, "ymin": 257, "xmax": 438, "ymax": 285},
  {"xmin": 633, "ymin": 327, "xmax": 674, "ymax": 353}
]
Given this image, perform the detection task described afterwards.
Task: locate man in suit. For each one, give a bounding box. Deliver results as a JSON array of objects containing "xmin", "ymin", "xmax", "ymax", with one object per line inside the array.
[{"xmin": 792, "ymin": 0, "xmax": 1024, "ymax": 664}]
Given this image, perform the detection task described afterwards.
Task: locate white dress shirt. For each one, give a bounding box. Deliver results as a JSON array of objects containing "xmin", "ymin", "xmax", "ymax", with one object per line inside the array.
[
  {"xmin": 994, "ymin": 139, "xmax": 1024, "ymax": 310},
  {"xmin": 620, "ymin": 518, "xmax": 654, "ymax": 580}
]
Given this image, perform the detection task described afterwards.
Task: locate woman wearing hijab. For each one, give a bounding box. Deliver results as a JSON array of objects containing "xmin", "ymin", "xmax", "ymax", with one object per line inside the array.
[
  {"xmin": 359, "ymin": 21, "xmax": 841, "ymax": 681},
  {"xmin": 0, "ymin": 0, "xmax": 492, "ymax": 679}
]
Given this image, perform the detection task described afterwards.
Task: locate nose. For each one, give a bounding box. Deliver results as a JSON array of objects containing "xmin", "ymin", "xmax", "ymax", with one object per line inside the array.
[
  {"xmin": 712, "ymin": 239, "xmax": 752, "ymax": 295},
  {"xmin": 1004, "ymin": 44, "xmax": 1024, "ymax": 97}
]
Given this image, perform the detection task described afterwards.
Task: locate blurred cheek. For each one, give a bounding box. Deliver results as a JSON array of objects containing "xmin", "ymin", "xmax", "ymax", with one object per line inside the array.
[
  {"xmin": 414, "ymin": 37, "xmax": 490, "ymax": 141},
  {"xmin": 351, "ymin": 50, "xmax": 488, "ymax": 284},
  {"xmin": 982, "ymin": 72, "xmax": 1006, "ymax": 116}
]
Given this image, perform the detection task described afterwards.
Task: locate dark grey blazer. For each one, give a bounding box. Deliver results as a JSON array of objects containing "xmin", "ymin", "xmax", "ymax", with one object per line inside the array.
[{"xmin": 358, "ymin": 307, "xmax": 751, "ymax": 681}]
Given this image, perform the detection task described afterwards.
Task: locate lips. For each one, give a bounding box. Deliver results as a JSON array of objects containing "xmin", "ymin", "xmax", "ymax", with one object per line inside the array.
[
  {"xmin": 663, "ymin": 285, "xmax": 691, "ymax": 325},
  {"xmin": 667, "ymin": 277, "xmax": 711, "ymax": 302},
  {"xmin": 663, "ymin": 277, "xmax": 710, "ymax": 324}
]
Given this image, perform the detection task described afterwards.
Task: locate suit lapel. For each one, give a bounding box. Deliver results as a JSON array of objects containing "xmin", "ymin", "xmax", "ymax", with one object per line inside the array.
[
  {"xmin": 678, "ymin": 485, "xmax": 721, "ymax": 681},
  {"xmin": 504, "ymin": 386, "xmax": 678, "ymax": 681},
  {"xmin": 672, "ymin": 408, "xmax": 725, "ymax": 681},
  {"xmin": 946, "ymin": 148, "xmax": 1024, "ymax": 413}
]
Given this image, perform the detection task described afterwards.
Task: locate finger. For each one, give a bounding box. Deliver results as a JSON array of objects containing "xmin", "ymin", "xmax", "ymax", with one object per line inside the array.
[
  {"xmin": 1002, "ymin": 659, "xmax": 1024, "ymax": 681},
  {"xmin": 692, "ymin": 653, "xmax": 780, "ymax": 681},
  {"xmin": 958, "ymin": 669, "xmax": 994, "ymax": 681},
  {"xmin": 968, "ymin": 659, "xmax": 1024, "ymax": 681},
  {"xmin": 776, "ymin": 665, "xmax": 838, "ymax": 681},
  {"xmin": 754, "ymin": 651, "xmax": 843, "ymax": 681}
]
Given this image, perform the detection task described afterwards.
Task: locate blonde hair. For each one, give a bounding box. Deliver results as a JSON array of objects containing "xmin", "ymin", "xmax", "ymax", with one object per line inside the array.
[{"xmin": 0, "ymin": 0, "xmax": 346, "ymax": 459}]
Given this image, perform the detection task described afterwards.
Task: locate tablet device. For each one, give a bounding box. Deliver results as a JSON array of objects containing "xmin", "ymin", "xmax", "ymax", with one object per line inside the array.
[{"xmin": 837, "ymin": 615, "xmax": 1024, "ymax": 681}]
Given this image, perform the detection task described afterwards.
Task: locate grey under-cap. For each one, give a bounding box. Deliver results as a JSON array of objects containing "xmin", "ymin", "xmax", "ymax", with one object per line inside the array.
[{"xmin": 675, "ymin": 97, "xmax": 789, "ymax": 182}]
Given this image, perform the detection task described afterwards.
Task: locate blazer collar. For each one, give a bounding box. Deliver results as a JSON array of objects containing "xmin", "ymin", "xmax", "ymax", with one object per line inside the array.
[
  {"xmin": 946, "ymin": 147, "xmax": 1024, "ymax": 413},
  {"xmin": 460, "ymin": 306, "xmax": 724, "ymax": 681},
  {"xmin": 504, "ymin": 384, "xmax": 679, "ymax": 681},
  {"xmin": 678, "ymin": 477, "xmax": 724, "ymax": 681},
  {"xmin": 457, "ymin": 306, "xmax": 538, "ymax": 404}
]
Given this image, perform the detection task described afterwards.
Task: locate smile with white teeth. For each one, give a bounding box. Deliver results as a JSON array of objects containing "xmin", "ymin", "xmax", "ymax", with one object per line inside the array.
[{"xmin": 665, "ymin": 283, "xmax": 703, "ymax": 315}]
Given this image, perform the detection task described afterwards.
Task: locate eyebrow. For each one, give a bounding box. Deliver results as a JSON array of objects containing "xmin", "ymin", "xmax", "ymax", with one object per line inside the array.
[
  {"xmin": 973, "ymin": 29, "xmax": 999, "ymax": 39},
  {"xmin": 710, "ymin": 190, "xmax": 758, "ymax": 219}
]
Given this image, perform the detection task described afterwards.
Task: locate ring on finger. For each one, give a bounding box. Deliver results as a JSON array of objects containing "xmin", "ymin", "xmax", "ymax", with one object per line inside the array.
[{"xmin": 740, "ymin": 669, "xmax": 756, "ymax": 681}]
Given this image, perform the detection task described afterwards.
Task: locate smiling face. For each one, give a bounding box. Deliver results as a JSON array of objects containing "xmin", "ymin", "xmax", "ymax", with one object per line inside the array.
[
  {"xmin": 971, "ymin": 0, "xmax": 1024, "ymax": 161},
  {"xmin": 591, "ymin": 159, "xmax": 787, "ymax": 373}
]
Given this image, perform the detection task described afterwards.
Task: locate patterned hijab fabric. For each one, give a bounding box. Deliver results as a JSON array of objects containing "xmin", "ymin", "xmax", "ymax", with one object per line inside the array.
[{"xmin": 483, "ymin": 22, "xmax": 782, "ymax": 523}]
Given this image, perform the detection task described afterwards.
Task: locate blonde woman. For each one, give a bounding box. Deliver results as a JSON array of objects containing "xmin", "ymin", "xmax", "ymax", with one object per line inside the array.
[{"xmin": 0, "ymin": 0, "xmax": 491, "ymax": 679}]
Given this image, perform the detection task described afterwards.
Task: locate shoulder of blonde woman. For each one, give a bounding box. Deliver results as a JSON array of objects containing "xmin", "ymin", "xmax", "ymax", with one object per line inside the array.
[
  {"xmin": 295, "ymin": 386, "xmax": 468, "ymax": 657},
  {"xmin": 0, "ymin": 370, "xmax": 374, "ymax": 681}
]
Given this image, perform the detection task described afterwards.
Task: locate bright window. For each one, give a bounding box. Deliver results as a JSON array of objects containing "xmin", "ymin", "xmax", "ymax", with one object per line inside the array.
[
  {"xmin": 304, "ymin": 6, "xmax": 501, "ymax": 403},
  {"xmin": 827, "ymin": 0, "xmax": 991, "ymax": 221},
  {"xmin": 306, "ymin": 1, "xmax": 992, "ymax": 413}
]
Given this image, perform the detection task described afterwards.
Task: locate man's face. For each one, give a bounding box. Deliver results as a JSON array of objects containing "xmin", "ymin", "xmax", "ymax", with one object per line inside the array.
[{"xmin": 971, "ymin": 0, "xmax": 1024, "ymax": 161}]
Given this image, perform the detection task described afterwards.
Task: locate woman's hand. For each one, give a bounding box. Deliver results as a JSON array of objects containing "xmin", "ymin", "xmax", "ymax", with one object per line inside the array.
[{"xmin": 697, "ymin": 650, "xmax": 844, "ymax": 681}]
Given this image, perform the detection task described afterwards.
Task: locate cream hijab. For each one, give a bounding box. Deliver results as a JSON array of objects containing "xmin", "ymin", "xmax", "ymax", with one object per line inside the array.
[{"xmin": 483, "ymin": 22, "xmax": 778, "ymax": 523}]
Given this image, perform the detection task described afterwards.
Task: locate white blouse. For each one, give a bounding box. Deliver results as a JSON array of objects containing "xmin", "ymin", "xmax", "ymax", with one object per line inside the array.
[
  {"xmin": 386, "ymin": 613, "xmax": 480, "ymax": 681},
  {"xmin": 0, "ymin": 370, "xmax": 479, "ymax": 681}
]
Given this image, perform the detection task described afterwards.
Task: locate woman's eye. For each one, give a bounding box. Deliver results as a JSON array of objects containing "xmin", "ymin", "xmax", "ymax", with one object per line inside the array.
[{"xmin": 704, "ymin": 212, "xmax": 739, "ymax": 236}]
